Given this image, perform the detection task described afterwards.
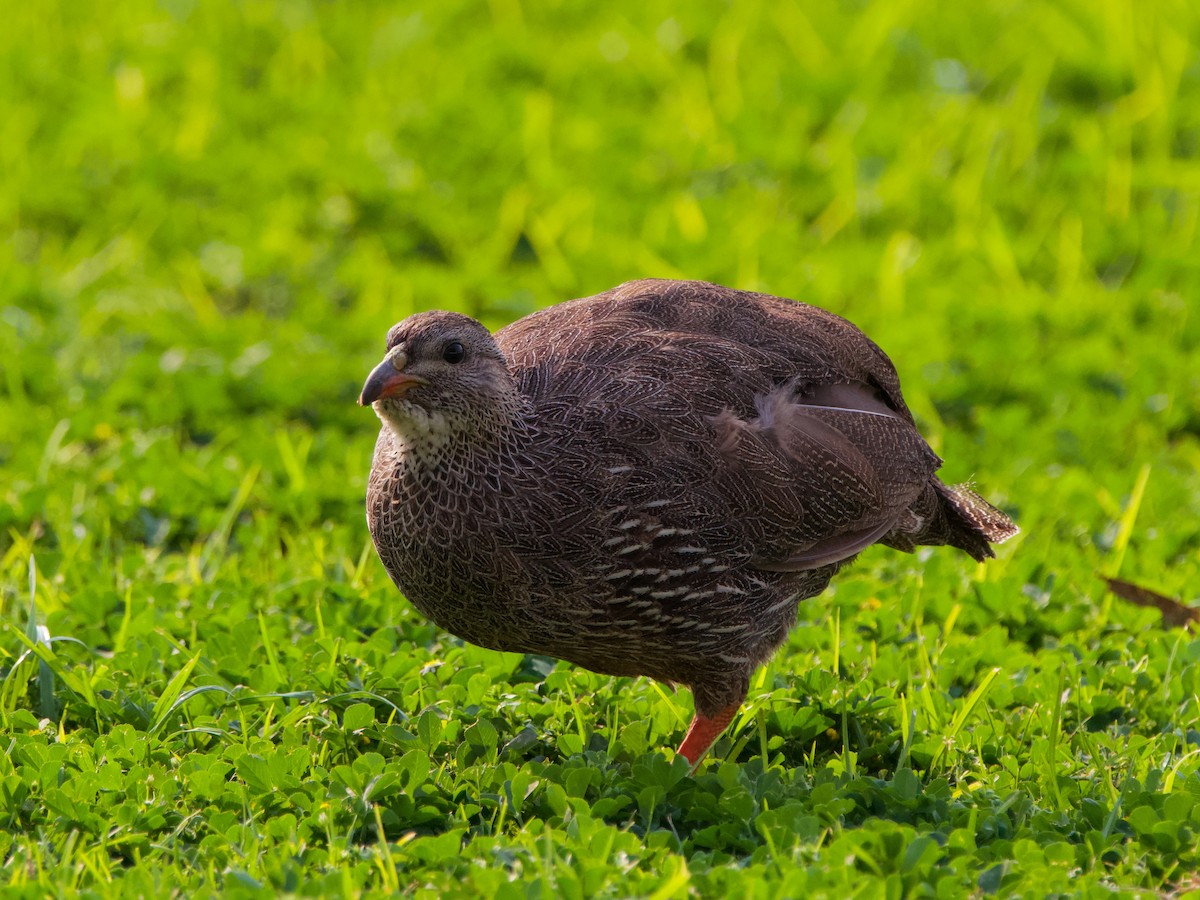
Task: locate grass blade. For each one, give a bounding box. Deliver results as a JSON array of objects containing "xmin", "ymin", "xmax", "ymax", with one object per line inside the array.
[
  {"xmin": 199, "ymin": 465, "xmax": 261, "ymax": 578},
  {"xmin": 149, "ymin": 651, "xmax": 202, "ymax": 735},
  {"xmin": 930, "ymin": 667, "xmax": 1001, "ymax": 771},
  {"xmin": 26, "ymin": 555, "xmax": 56, "ymax": 720}
]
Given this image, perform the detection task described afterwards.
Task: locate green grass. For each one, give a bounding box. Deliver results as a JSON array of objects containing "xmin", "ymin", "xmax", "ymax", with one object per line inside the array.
[{"xmin": 3, "ymin": 0, "xmax": 1200, "ymax": 896}]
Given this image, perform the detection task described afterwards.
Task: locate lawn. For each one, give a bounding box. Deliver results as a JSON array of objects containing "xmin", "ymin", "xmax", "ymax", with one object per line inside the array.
[{"xmin": 3, "ymin": 0, "xmax": 1200, "ymax": 896}]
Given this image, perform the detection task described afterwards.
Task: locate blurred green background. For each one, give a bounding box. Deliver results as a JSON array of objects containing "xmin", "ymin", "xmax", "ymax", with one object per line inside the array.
[
  {"xmin": 2, "ymin": 0, "xmax": 1200, "ymax": 894},
  {"xmin": 5, "ymin": 0, "xmax": 1199, "ymax": 589},
  {"xmin": 4, "ymin": 0, "xmax": 1198, "ymax": 528},
  {"xmin": 3, "ymin": 0, "xmax": 1198, "ymax": 534}
]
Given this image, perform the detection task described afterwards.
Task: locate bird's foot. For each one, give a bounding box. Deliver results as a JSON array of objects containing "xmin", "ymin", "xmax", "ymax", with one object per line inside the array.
[{"xmin": 677, "ymin": 702, "xmax": 741, "ymax": 766}]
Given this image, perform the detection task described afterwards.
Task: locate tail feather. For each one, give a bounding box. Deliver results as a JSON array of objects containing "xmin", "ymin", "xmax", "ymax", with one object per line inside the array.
[{"xmin": 882, "ymin": 478, "xmax": 1017, "ymax": 562}]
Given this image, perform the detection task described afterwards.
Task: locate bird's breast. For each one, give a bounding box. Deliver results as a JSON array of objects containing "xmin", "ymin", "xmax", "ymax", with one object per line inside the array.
[{"xmin": 366, "ymin": 437, "xmax": 545, "ymax": 651}]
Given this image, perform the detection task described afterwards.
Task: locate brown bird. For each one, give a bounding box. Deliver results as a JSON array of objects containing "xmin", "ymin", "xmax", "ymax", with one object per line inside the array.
[{"xmin": 360, "ymin": 279, "xmax": 1017, "ymax": 764}]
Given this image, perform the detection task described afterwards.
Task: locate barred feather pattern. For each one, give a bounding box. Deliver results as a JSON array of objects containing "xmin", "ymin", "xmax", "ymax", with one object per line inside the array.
[{"xmin": 365, "ymin": 279, "xmax": 1017, "ymax": 718}]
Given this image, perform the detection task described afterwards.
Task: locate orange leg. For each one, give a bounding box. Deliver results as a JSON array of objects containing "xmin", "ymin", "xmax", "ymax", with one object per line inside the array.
[{"xmin": 677, "ymin": 702, "xmax": 741, "ymax": 765}]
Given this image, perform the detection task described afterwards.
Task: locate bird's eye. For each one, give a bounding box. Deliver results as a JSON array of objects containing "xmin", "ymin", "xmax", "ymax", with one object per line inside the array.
[{"xmin": 442, "ymin": 341, "xmax": 466, "ymax": 364}]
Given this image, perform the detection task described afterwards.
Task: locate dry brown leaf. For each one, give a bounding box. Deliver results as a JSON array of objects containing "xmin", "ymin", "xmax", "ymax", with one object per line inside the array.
[{"xmin": 1103, "ymin": 576, "xmax": 1199, "ymax": 628}]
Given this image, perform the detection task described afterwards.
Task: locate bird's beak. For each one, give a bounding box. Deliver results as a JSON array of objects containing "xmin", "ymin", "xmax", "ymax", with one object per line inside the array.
[{"xmin": 359, "ymin": 347, "xmax": 428, "ymax": 406}]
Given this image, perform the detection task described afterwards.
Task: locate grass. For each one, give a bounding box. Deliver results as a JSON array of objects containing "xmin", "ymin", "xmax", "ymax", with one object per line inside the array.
[{"xmin": 2, "ymin": 0, "xmax": 1200, "ymax": 895}]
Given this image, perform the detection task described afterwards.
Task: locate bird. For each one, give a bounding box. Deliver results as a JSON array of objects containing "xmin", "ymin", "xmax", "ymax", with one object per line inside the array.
[{"xmin": 359, "ymin": 279, "xmax": 1017, "ymax": 765}]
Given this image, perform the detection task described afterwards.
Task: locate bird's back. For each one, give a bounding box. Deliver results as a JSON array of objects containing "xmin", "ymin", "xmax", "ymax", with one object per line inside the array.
[{"xmin": 497, "ymin": 279, "xmax": 912, "ymax": 422}]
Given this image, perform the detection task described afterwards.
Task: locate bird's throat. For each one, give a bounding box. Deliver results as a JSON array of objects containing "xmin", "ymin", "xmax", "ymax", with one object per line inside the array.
[{"xmin": 377, "ymin": 402, "xmax": 459, "ymax": 466}]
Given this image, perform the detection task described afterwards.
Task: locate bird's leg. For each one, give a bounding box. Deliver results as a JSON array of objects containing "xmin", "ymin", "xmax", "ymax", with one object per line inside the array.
[{"xmin": 677, "ymin": 702, "xmax": 741, "ymax": 765}]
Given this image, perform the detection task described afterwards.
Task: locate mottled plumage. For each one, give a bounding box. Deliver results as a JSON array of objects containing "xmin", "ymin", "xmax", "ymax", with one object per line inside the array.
[{"xmin": 361, "ymin": 279, "xmax": 1017, "ymax": 763}]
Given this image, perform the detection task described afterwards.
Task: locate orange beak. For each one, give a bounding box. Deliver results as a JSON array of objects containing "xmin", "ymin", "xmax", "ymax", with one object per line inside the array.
[{"xmin": 359, "ymin": 356, "xmax": 427, "ymax": 405}]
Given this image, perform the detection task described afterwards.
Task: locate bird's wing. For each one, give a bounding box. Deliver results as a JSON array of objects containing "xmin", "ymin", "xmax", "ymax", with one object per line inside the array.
[
  {"xmin": 710, "ymin": 380, "xmax": 939, "ymax": 571},
  {"xmin": 497, "ymin": 280, "xmax": 940, "ymax": 573}
]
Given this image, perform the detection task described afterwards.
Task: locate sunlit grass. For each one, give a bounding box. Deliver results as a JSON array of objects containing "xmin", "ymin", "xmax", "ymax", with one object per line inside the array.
[{"xmin": 2, "ymin": 0, "xmax": 1200, "ymax": 895}]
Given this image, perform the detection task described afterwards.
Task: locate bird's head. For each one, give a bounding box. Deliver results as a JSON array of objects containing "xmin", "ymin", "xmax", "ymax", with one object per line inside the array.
[{"xmin": 360, "ymin": 311, "xmax": 519, "ymax": 446}]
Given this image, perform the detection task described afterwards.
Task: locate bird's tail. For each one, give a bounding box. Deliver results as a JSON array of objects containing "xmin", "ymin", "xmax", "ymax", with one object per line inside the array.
[{"xmin": 883, "ymin": 478, "xmax": 1018, "ymax": 562}]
